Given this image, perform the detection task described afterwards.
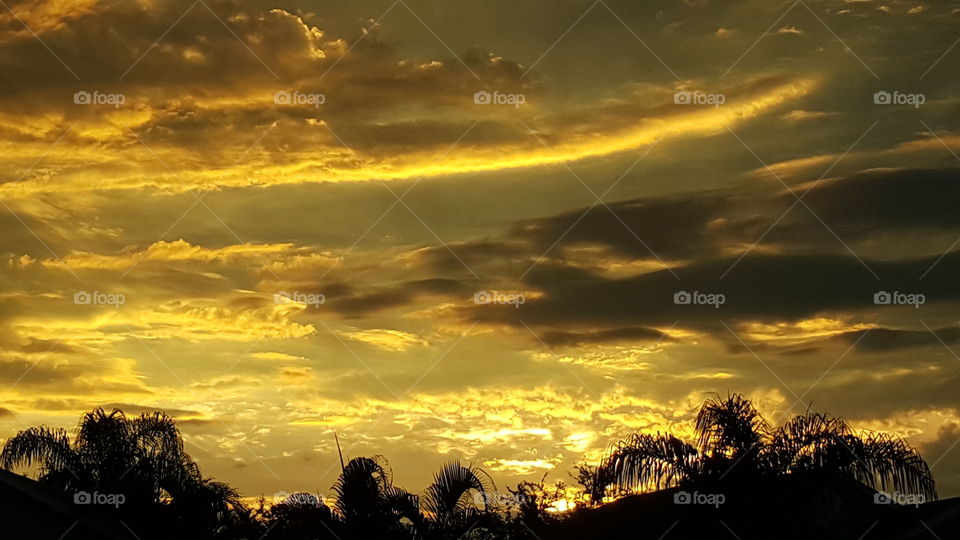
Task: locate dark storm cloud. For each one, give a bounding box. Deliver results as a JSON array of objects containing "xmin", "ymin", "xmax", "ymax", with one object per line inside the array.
[
  {"xmin": 445, "ymin": 168, "xmax": 960, "ymax": 339},
  {"xmin": 403, "ymin": 278, "xmax": 472, "ymax": 296},
  {"xmin": 538, "ymin": 326, "xmax": 670, "ymax": 347},
  {"xmin": 510, "ymin": 192, "xmax": 734, "ymax": 260},
  {"xmin": 0, "ymin": 0, "xmax": 533, "ymax": 152},
  {"xmin": 834, "ymin": 327, "xmax": 960, "ymax": 353},
  {"xmin": 412, "ymin": 241, "xmax": 532, "ymax": 276},
  {"xmin": 817, "ymin": 369, "xmax": 960, "ymax": 421},
  {"xmin": 799, "ymin": 168, "xmax": 960, "ymax": 232},
  {"xmin": 191, "ymin": 164, "xmax": 960, "ymax": 355},
  {"xmin": 329, "ymin": 289, "xmax": 415, "ymax": 316},
  {"xmin": 471, "ymin": 251, "xmax": 957, "ymax": 330},
  {"xmin": 325, "ymin": 278, "xmax": 471, "ymax": 316},
  {"xmin": 501, "ymin": 168, "xmax": 960, "ymax": 268}
]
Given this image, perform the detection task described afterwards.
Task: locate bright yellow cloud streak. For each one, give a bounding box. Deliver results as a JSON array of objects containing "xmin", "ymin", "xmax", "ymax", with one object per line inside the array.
[
  {"xmin": 0, "ymin": 78, "xmax": 816, "ymax": 197},
  {"xmin": 237, "ymin": 79, "xmax": 818, "ymax": 186},
  {"xmin": 40, "ymin": 239, "xmax": 299, "ymax": 270}
]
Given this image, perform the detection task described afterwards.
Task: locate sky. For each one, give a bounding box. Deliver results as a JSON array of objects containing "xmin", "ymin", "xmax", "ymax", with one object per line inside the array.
[{"xmin": 1, "ymin": 0, "xmax": 960, "ymax": 502}]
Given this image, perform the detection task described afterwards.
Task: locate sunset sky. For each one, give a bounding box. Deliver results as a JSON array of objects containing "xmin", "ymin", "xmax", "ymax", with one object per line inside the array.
[{"xmin": 2, "ymin": 0, "xmax": 960, "ymax": 501}]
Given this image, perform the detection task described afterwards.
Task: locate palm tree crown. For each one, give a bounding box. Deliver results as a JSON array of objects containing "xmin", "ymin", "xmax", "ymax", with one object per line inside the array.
[
  {"xmin": 0, "ymin": 408, "xmax": 239, "ymax": 535},
  {"xmin": 422, "ymin": 460, "xmax": 495, "ymax": 534},
  {"xmin": 329, "ymin": 456, "xmax": 497, "ymax": 538},
  {"xmin": 592, "ymin": 394, "xmax": 936, "ymax": 502}
]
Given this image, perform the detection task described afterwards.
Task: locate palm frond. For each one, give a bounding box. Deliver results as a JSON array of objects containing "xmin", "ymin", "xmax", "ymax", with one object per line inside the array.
[
  {"xmin": 593, "ymin": 433, "xmax": 700, "ymax": 500},
  {"xmin": 695, "ymin": 393, "xmax": 769, "ymax": 458},
  {"xmin": 0, "ymin": 426, "xmax": 80, "ymax": 478},
  {"xmin": 131, "ymin": 411, "xmax": 184, "ymax": 457},
  {"xmin": 422, "ymin": 461, "xmax": 494, "ymax": 521},
  {"xmin": 3, "ymin": 406, "xmax": 244, "ymax": 536},
  {"xmin": 383, "ymin": 485, "xmax": 422, "ymax": 524},
  {"xmin": 766, "ymin": 412, "xmax": 851, "ymax": 474},
  {"xmin": 839, "ymin": 431, "xmax": 937, "ymax": 500},
  {"xmin": 331, "ymin": 455, "xmax": 391, "ymax": 520},
  {"xmin": 757, "ymin": 410, "xmax": 937, "ymax": 501}
]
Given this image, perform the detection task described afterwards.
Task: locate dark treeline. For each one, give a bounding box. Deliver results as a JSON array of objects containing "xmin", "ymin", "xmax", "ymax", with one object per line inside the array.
[{"xmin": 0, "ymin": 394, "xmax": 940, "ymax": 539}]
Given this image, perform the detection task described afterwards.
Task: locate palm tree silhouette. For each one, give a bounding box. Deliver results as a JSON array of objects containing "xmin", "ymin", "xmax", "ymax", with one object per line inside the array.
[
  {"xmin": 264, "ymin": 492, "xmax": 339, "ymax": 540},
  {"xmin": 330, "ymin": 456, "xmax": 420, "ymax": 538},
  {"xmin": 330, "ymin": 456, "xmax": 496, "ymax": 538},
  {"xmin": 0, "ymin": 408, "xmax": 240, "ymax": 536},
  {"xmin": 590, "ymin": 394, "xmax": 937, "ymax": 502},
  {"xmin": 421, "ymin": 461, "xmax": 496, "ymax": 537}
]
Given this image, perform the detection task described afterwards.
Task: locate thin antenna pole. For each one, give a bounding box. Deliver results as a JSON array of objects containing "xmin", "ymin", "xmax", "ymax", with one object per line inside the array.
[{"xmin": 335, "ymin": 432, "xmax": 345, "ymax": 471}]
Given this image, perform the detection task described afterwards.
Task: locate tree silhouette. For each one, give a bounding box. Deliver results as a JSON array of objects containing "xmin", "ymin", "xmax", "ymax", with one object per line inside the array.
[
  {"xmin": 330, "ymin": 455, "xmax": 420, "ymax": 538},
  {"xmin": 0, "ymin": 399, "xmax": 946, "ymax": 539},
  {"xmin": 591, "ymin": 394, "xmax": 937, "ymax": 502},
  {"xmin": 263, "ymin": 492, "xmax": 339, "ymax": 540},
  {"xmin": 0, "ymin": 408, "xmax": 241, "ymax": 537},
  {"xmin": 421, "ymin": 460, "xmax": 496, "ymax": 538},
  {"xmin": 329, "ymin": 456, "xmax": 497, "ymax": 538}
]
